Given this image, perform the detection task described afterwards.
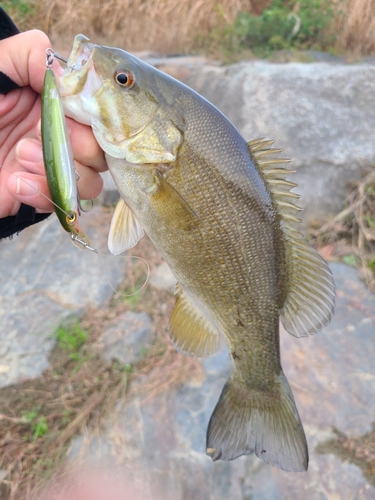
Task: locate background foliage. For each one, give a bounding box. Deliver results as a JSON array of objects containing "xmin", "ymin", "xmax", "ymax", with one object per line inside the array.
[{"xmin": 3, "ymin": 0, "xmax": 375, "ymax": 59}]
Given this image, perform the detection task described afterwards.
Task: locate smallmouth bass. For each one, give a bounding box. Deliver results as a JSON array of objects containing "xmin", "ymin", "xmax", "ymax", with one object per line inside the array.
[{"xmin": 60, "ymin": 35, "xmax": 335, "ymax": 471}]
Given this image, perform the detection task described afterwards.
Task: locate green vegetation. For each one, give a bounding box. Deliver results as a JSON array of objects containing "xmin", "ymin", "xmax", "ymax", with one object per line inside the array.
[
  {"xmin": 55, "ymin": 319, "xmax": 88, "ymax": 362},
  {"xmin": 23, "ymin": 406, "xmax": 48, "ymax": 441},
  {"xmin": 121, "ymin": 275, "xmax": 148, "ymax": 308},
  {"xmin": 207, "ymin": 0, "xmax": 335, "ymax": 59},
  {"xmin": 3, "ymin": 0, "xmax": 375, "ymax": 59},
  {"xmin": 342, "ymin": 254, "xmax": 359, "ymax": 267},
  {"xmin": 1, "ymin": 0, "xmax": 34, "ymax": 21}
]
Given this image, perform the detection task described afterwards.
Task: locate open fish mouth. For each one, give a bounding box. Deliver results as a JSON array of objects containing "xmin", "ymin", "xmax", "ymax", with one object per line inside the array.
[
  {"xmin": 59, "ymin": 35, "xmax": 102, "ymax": 100},
  {"xmin": 65, "ymin": 34, "xmax": 94, "ymax": 73},
  {"xmin": 59, "ymin": 35, "xmax": 103, "ymax": 128}
]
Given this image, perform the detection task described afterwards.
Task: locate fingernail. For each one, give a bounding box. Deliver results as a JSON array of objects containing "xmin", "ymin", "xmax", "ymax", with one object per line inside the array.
[
  {"xmin": 16, "ymin": 138, "xmax": 43, "ymax": 163},
  {"xmin": 16, "ymin": 176, "xmax": 39, "ymax": 196}
]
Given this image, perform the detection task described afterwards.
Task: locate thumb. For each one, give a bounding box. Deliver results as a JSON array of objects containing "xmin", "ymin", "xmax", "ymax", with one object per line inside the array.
[{"xmin": 0, "ymin": 29, "xmax": 60, "ymax": 93}]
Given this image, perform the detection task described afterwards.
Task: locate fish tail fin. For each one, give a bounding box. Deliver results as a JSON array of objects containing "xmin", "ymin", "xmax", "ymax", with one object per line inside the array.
[{"xmin": 206, "ymin": 372, "xmax": 308, "ymax": 472}]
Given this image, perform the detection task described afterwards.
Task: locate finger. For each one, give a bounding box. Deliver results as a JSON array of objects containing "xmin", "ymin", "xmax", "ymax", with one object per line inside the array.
[
  {"xmin": 0, "ymin": 30, "xmax": 55, "ymax": 93},
  {"xmin": 15, "ymin": 137, "xmax": 104, "ymax": 200},
  {"xmin": 66, "ymin": 118, "xmax": 107, "ymax": 172},
  {"xmin": 15, "ymin": 138, "xmax": 44, "ymax": 174},
  {"xmin": 36, "ymin": 118, "xmax": 107, "ymax": 172},
  {"xmin": 75, "ymin": 159, "xmax": 104, "ymax": 200},
  {"xmin": 7, "ymin": 172, "xmax": 54, "ymax": 212}
]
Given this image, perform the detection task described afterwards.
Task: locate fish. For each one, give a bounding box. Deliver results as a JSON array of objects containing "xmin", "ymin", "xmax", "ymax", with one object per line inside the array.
[
  {"xmin": 41, "ymin": 63, "xmax": 91, "ymax": 249},
  {"xmin": 59, "ymin": 35, "xmax": 335, "ymax": 472}
]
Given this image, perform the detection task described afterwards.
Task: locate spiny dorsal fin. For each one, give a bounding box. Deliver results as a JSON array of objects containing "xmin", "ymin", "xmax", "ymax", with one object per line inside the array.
[
  {"xmin": 247, "ymin": 139, "xmax": 335, "ymax": 338},
  {"xmin": 169, "ymin": 285, "xmax": 223, "ymax": 358}
]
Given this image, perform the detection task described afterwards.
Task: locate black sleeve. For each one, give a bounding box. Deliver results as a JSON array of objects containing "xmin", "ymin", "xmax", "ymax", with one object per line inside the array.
[{"xmin": 0, "ymin": 7, "xmax": 51, "ymax": 239}]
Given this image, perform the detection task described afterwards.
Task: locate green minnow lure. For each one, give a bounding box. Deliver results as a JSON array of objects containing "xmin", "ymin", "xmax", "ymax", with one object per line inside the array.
[{"xmin": 41, "ymin": 49, "xmax": 91, "ymax": 249}]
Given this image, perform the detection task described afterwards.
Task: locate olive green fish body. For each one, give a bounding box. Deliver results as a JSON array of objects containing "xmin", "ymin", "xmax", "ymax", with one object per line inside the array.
[
  {"xmin": 60, "ymin": 37, "xmax": 335, "ymax": 471},
  {"xmin": 107, "ymin": 108, "xmax": 285, "ymax": 377}
]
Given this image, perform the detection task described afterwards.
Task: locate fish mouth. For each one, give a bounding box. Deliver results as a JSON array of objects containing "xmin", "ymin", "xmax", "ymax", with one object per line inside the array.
[
  {"xmin": 66, "ymin": 34, "xmax": 94, "ymax": 73},
  {"xmin": 60, "ymin": 35, "xmax": 99, "ymax": 98}
]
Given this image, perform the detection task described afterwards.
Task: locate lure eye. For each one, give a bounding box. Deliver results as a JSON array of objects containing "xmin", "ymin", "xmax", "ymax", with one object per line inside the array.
[
  {"xmin": 66, "ymin": 212, "xmax": 76, "ymax": 225},
  {"xmin": 115, "ymin": 70, "xmax": 135, "ymax": 88}
]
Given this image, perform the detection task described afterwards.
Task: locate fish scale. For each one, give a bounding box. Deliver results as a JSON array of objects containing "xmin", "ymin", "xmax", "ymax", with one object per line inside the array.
[{"xmin": 60, "ymin": 35, "xmax": 335, "ymax": 471}]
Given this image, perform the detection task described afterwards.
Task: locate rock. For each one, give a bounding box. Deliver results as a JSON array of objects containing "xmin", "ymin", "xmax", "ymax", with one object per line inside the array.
[
  {"xmin": 0, "ymin": 207, "xmax": 127, "ymax": 388},
  {"xmin": 102, "ymin": 311, "xmax": 152, "ymax": 365},
  {"xmin": 67, "ymin": 262, "xmax": 375, "ymax": 499},
  {"xmin": 149, "ymin": 262, "xmax": 176, "ymax": 292},
  {"xmin": 176, "ymin": 60, "xmax": 375, "ymax": 224}
]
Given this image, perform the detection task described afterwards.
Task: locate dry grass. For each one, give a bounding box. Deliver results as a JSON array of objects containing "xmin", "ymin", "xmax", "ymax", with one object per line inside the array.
[
  {"xmin": 317, "ymin": 427, "xmax": 375, "ymax": 487},
  {"xmin": 309, "ymin": 168, "xmax": 375, "ymax": 293},
  {"xmin": 8, "ymin": 0, "xmax": 374, "ymax": 57},
  {"xmin": 334, "ymin": 0, "xmax": 375, "ymax": 55},
  {"xmin": 17, "ymin": 0, "xmax": 257, "ymax": 53}
]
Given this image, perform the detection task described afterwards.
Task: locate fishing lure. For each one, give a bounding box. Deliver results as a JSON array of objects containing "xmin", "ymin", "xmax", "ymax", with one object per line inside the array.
[
  {"xmin": 39, "ymin": 49, "xmax": 151, "ymax": 295},
  {"xmin": 41, "ymin": 48, "xmax": 92, "ymax": 250}
]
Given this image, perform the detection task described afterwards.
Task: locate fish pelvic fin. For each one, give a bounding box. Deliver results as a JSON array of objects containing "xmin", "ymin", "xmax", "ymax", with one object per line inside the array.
[
  {"xmin": 108, "ymin": 198, "xmax": 145, "ymax": 255},
  {"xmin": 206, "ymin": 372, "xmax": 308, "ymax": 472},
  {"xmin": 169, "ymin": 285, "xmax": 224, "ymax": 358},
  {"xmin": 247, "ymin": 139, "xmax": 335, "ymax": 337}
]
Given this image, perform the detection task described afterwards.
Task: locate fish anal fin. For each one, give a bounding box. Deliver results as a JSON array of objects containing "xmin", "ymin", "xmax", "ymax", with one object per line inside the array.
[
  {"xmin": 108, "ymin": 198, "xmax": 145, "ymax": 255},
  {"xmin": 206, "ymin": 372, "xmax": 308, "ymax": 472},
  {"xmin": 169, "ymin": 286, "xmax": 223, "ymax": 358},
  {"xmin": 247, "ymin": 139, "xmax": 335, "ymax": 336}
]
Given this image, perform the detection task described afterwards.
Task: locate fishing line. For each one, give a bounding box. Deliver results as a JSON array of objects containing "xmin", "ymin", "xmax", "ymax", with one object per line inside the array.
[{"xmin": 0, "ymin": 164, "xmax": 150, "ymax": 297}]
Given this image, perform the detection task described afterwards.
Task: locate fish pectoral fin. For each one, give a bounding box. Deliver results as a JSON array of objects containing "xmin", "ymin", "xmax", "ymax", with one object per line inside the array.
[
  {"xmin": 126, "ymin": 112, "xmax": 183, "ymax": 164},
  {"xmin": 169, "ymin": 286, "xmax": 223, "ymax": 358},
  {"xmin": 206, "ymin": 372, "xmax": 308, "ymax": 472},
  {"xmin": 146, "ymin": 174, "xmax": 200, "ymax": 230},
  {"xmin": 108, "ymin": 198, "xmax": 145, "ymax": 255}
]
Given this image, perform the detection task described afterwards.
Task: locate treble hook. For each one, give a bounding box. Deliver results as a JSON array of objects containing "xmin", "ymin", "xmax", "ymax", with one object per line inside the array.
[
  {"xmin": 75, "ymin": 170, "xmax": 94, "ymax": 213},
  {"xmin": 79, "ymin": 198, "xmax": 94, "ymax": 213}
]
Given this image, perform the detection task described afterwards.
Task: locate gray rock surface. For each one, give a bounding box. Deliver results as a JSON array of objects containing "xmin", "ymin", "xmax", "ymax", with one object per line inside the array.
[
  {"xmin": 67, "ymin": 262, "xmax": 375, "ymax": 499},
  {"xmin": 0, "ymin": 207, "xmax": 127, "ymax": 388},
  {"xmin": 148, "ymin": 262, "xmax": 176, "ymax": 292},
  {"xmin": 102, "ymin": 311, "xmax": 152, "ymax": 365},
  {"xmin": 166, "ymin": 60, "xmax": 375, "ymax": 223}
]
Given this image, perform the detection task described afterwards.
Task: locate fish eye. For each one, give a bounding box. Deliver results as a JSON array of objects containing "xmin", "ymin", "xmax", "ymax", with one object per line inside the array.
[{"xmin": 115, "ymin": 70, "xmax": 135, "ymax": 88}]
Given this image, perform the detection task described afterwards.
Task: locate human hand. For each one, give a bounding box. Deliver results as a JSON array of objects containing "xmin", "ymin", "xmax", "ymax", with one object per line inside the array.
[{"xmin": 0, "ymin": 29, "xmax": 107, "ymax": 219}]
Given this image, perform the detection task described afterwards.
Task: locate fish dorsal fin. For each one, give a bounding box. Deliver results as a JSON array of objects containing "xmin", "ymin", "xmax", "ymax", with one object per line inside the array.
[
  {"xmin": 169, "ymin": 285, "xmax": 223, "ymax": 358},
  {"xmin": 108, "ymin": 198, "xmax": 145, "ymax": 255},
  {"xmin": 247, "ymin": 139, "xmax": 335, "ymax": 337}
]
